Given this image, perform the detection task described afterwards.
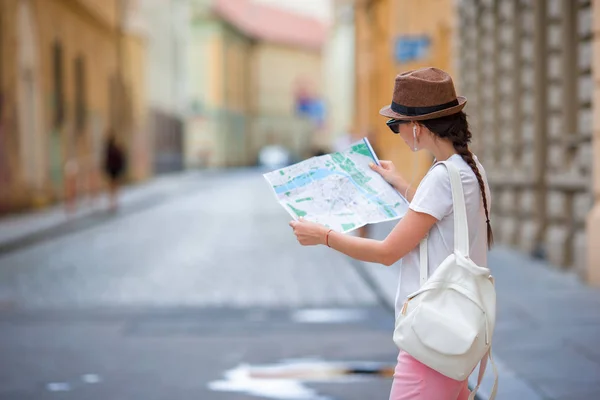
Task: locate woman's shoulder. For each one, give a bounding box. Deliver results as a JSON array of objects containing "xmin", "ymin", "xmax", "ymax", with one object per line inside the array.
[
  {"xmin": 448, "ymin": 153, "xmax": 487, "ymax": 176},
  {"xmin": 416, "ymin": 162, "xmax": 452, "ymax": 195},
  {"xmin": 427, "ymin": 155, "xmax": 465, "ymax": 178},
  {"xmin": 423, "ymin": 154, "xmax": 487, "ymax": 185}
]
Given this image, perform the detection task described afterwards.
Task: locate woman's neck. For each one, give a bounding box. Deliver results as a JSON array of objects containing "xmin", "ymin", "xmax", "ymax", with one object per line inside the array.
[{"xmin": 429, "ymin": 140, "xmax": 458, "ymax": 162}]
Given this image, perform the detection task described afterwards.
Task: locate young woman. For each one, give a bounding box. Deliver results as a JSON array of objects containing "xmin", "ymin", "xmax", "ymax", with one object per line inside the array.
[{"xmin": 289, "ymin": 67, "xmax": 493, "ymax": 400}]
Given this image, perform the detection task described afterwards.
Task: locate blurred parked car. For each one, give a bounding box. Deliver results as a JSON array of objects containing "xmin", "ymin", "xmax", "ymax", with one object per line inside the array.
[{"xmin": 257, "ymin": 145, "xmax": 292, "ymax": 170}]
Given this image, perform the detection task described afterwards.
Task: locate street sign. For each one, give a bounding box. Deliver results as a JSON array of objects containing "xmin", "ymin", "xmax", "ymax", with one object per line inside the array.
[{"xmin": 394, "ymin": 35, "xmax": 431, "ymax": 63}]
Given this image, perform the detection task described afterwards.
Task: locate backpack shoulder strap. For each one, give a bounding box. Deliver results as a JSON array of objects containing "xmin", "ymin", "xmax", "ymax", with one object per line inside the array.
[
  {"xmin": 418, "ymin": 160, "xmax": 470, "ymax": 285},
  {"xmin": 468, "ymin": 349, "xmax": 499, "ymax": 400},
  {"xmin": 419, "ymin": 235, "xmax": 428, "ymax": 286},
  {"xmin": 439, "ymin": 161, "xmax": 470, "ymax": 255}
]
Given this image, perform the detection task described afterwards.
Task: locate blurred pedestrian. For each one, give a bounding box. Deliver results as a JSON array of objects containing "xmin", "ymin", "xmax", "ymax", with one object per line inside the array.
[
  {"xmin": 289, "ymin": 67, "xmax": 495, "ymax": 400},
  {"xmin": 103, "ymin": 131, "xmax": 126, "ymax": 212},
  {"xmin": 311, "ymin": 147, "xmax": 328, "ymax": 157}
]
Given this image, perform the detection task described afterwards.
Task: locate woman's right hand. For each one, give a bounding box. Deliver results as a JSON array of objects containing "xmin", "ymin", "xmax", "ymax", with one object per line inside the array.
[{"xmin": 370, "ymin": 160, "xmax": 408, "ymax": 193}]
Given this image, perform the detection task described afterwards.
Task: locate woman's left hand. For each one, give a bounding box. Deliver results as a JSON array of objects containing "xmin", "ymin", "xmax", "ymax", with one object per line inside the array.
[{"xmin": 289, "ymin": 217, "xmax": 329, "ymax": 246}]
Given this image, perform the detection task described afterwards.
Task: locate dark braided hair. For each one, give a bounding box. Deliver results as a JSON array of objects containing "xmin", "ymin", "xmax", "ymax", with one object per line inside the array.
[{"xmin": 420, "ymin": 111, "xmax": 494, "ymax": 249}]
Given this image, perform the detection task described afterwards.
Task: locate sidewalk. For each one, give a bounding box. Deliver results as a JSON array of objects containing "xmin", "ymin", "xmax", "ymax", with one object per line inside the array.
[
  {"xmin": 358, "ymin": 221, "xmax": 600, "ymax": 400},
  {"xmin": 0, "ymin": 170, "xmax": 212, "ymax": 253}
]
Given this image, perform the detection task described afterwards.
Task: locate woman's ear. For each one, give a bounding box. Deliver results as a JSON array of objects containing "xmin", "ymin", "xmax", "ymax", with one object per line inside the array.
[
  {"xmin": 413, "ymin": 123, "xmax": 423, "ymax": 139},
  {"xmin": 417, "ymin": 122, "xmax": 432, "ymax": 139}
]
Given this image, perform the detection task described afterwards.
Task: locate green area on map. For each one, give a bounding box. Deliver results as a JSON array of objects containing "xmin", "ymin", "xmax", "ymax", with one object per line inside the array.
[
  {"xmin": 287, "ymin": 203, "xmax": 307, "ymax": 217},
  {"xmin": 350, "ymin": 143, "xmax": 372, "ymax": 158},
  {"xmin": 331, "ymin": 152, "xmax": 376, "ymax": 194}
]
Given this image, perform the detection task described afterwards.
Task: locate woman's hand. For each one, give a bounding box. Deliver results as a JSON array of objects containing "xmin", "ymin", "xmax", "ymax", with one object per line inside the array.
[
  {"xmin": 370, "ymin": 160, "xmax": 408, "ymax": 193},
  {"xmin": 289, "ymin": 217, "xmax": 329, "ymax": 246}
]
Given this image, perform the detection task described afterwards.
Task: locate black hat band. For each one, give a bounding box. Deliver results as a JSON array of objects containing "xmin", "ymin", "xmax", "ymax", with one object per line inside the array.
[{"xmin": 391, "ymin": 99, "xmax": 459, "ymax": 117}]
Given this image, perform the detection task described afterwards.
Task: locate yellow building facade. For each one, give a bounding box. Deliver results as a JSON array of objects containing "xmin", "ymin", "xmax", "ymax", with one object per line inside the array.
[
  {"xmin": 186, "ymin": 0, "xmax": 325, "ymax": 168},
  {"xmin": 353, "ymin": 0, "xmax": 456, "ymax": 182},
  {"xmin": 250, "ymin": 42, "xmax": 323, "ymax": 161},
  {"xmin": 186, "ymin": 13, "xmax": 253, "ymax": 169},
  {"xmin": 354, "ymin": 0, "xmax": 600, "ymax": 285},
  {"xmin": 0, "ymin": 0, "xmax": 147, "ymax": 213}
]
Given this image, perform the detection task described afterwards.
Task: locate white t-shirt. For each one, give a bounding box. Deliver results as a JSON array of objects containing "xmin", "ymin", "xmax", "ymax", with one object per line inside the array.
[{"xmin": 394, "ymin": 154, "xmax": 492, "ymax": 319}]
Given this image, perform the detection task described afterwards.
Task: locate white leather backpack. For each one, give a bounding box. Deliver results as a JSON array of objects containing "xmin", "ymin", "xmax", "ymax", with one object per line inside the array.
[{"xmin": 393, "ymin": 161, "xmax": 498, "ymax": 400}]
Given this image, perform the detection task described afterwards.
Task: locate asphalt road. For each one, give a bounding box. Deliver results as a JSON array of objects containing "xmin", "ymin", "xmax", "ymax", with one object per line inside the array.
[{"xmin": 0, "ymin": 170, "xmax": 398, "ymax": 400}]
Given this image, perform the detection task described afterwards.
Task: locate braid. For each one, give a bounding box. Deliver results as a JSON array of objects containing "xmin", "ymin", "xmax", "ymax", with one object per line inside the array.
[
  {"xmin": 421, "ymin": 112, "xmax": 494, "ymax": 249},
  {"xmin": 453, "ymin": 142, "xmax": 494, "ymax": 249}
]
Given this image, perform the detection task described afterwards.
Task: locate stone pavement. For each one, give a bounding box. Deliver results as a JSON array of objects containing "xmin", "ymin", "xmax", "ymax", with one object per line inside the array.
[
  {"xmin": 0, "ymin": 170, "xmax": 379, "ymax": 310},
  {"xmin": 3, "ymin": 169, "xmax": 599, "ymax": 399},
  {"xmin": 0, "ymin": 169, "xmax": 393, "ymax": 399},
  {"xmin": 359, "ymin": 221, "xmax": 600, "ymax": 400},
  {"xmin": 0, "ymin": 171, "xmax": 220, "ymax": 254}
]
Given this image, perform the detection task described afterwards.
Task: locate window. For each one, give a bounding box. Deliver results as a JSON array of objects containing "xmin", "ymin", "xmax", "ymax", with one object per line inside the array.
[
  {"xmin": 74, "ymin": 55, "xmax": 86, "ymax": 132},
  {"xmin": 52, "ymin": 41, "xmax": 64, "ymax": 128}
]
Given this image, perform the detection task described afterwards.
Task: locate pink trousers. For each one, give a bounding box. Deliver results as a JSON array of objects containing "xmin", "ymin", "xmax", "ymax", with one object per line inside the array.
[{"xmin": 389, "ymin": 351, "xmax": 470, "ymax": 400}]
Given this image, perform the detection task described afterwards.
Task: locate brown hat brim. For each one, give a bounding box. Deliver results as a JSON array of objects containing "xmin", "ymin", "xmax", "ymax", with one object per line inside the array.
[{"xmin": 379, "ymin": 96, "xmax": 467, "ymax": 121}]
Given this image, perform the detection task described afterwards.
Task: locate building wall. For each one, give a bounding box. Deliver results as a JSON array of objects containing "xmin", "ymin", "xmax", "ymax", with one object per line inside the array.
[
  {"xmin": 251, "ymin": 42, "xmax": 323, "ymax": 161},
  {"xmin": 0, "ymin": 0, "xmax": 34, "ymax": 211},
  {"xmin": 141, "ymin": 0, "xmax": 189, "ymax": 173},
  {"xmin": 36, "ymin": 0, "xmax": 120, "ymax": 190},
  {"xmin": 0, "ymin": 0, "xmax": 148, "ymax": 214},
  {"xmin": 187, "ymin": 16, "xmax": 322, "ymax": 168},
  {"xmin": 353, "ymin": 0, "xmax": 456, "ymax": 184},
  {"xmin": 457, "ymin": 0, "xmax": 594, "ymax": 277},
  {"xmin": 589, "ymin": 0, "xmax": 600, "ymax": 285},
  {"xmin": 121, "ymin": 33, "xmax": 149, "ymax": 180},
  {"xmin": 186, "ymin": 17, "xmax": 221, "ymax": 168},
  {"xmin": 186, "ymin": 17, "xmax": 252, "ymax": 169},
  {"xmin": 142, "ymin": 0, "xmax": 188, "ymax": 116},
  {"xmin": 77, "ymin": 0, "xmax": 119, "ymax": 28},
  {"xmin": 186, "ymin": 0, "xmax": 325, "ymax": 168},
  {"xmin": 221, "ymin": 24, "xmax": 252, "ymax": 167},
  {"xmin": 323, "ymin": 0, "xmax": 355, "ymax": 145}
]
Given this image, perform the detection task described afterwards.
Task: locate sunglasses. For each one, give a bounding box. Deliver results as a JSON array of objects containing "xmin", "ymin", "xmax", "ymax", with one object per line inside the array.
[{"xmin": 386, "ymin": 118, "xmax": 410, "ymax": 134}]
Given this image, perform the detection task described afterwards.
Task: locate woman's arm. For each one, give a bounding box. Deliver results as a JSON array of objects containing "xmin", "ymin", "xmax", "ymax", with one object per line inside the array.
[
  {"xmin": 402, "ymin": 186, "xmax": 416, "ymax": 203},
  {"xmin": 328, "ymin": 210, "xmax": 436, "ymax": 265},
  {"xmin": 290, "ymin": 210, "xmax": 437, "ymax": 266},
  {"xmin": 368, "ymin": 162, "xmax": 416, "ymax": 202}
]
